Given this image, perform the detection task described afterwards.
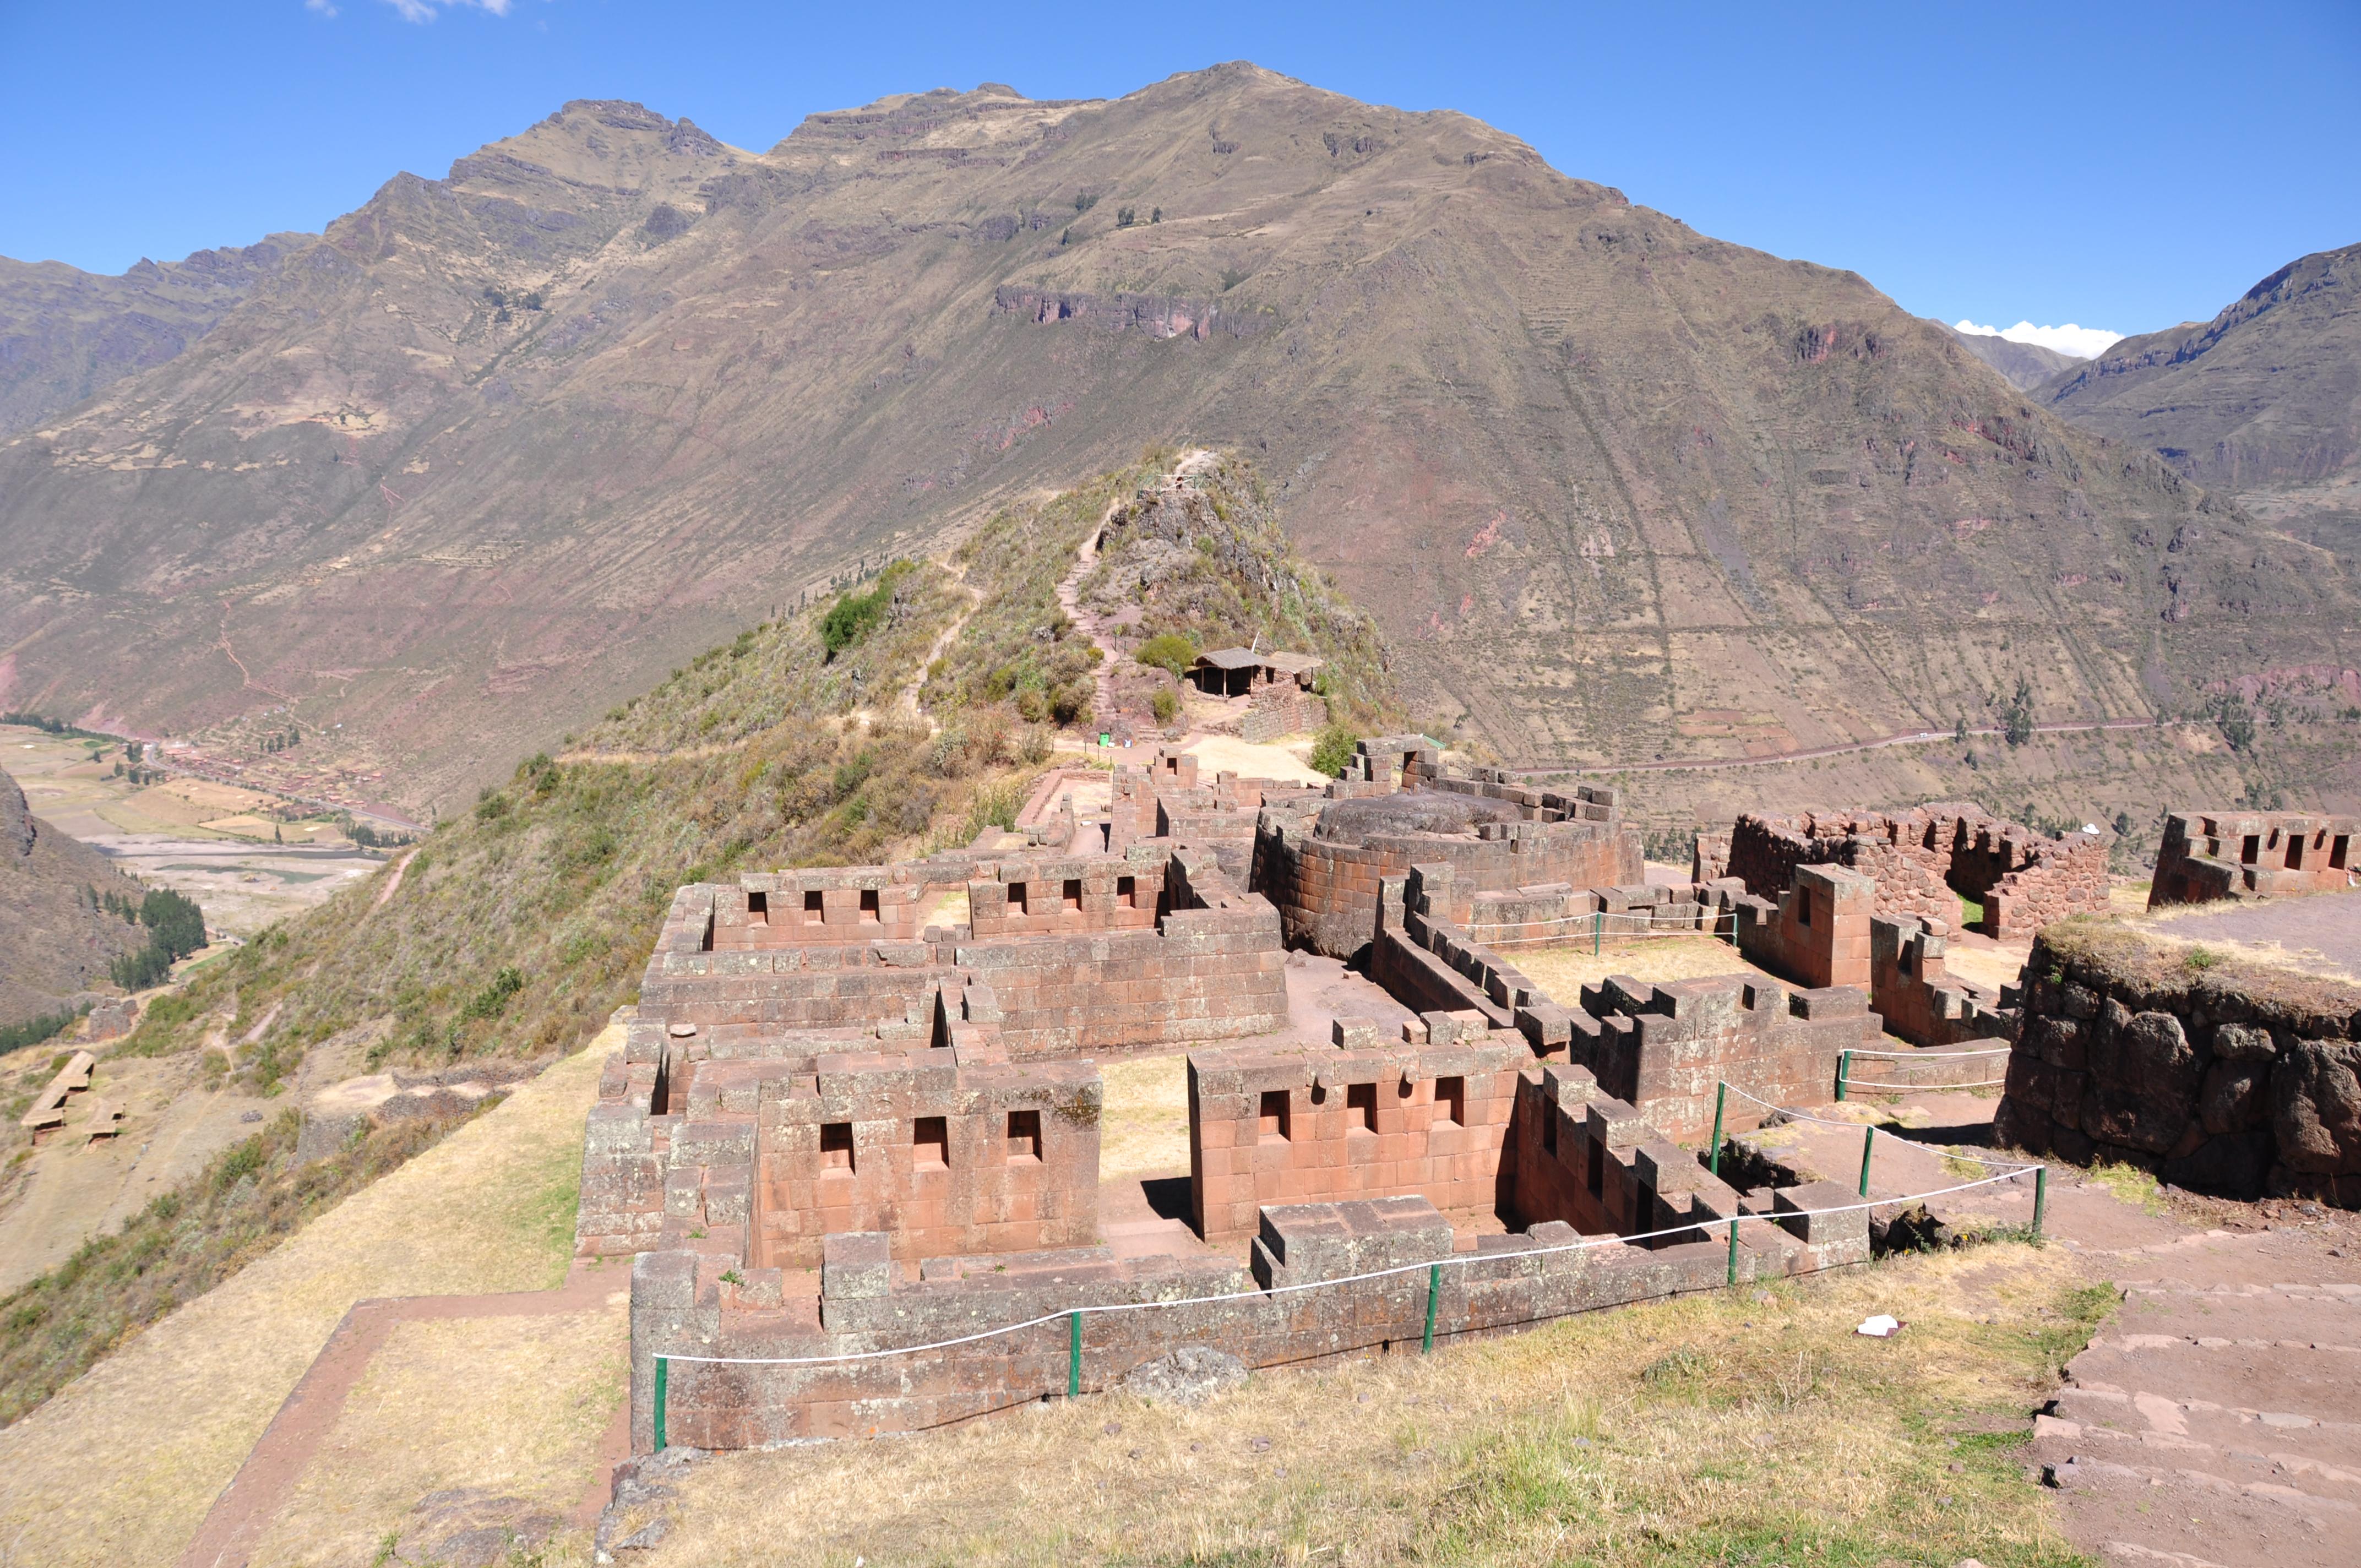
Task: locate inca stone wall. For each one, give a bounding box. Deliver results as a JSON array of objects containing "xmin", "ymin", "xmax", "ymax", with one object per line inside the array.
[
  {"xmin": 1996, "ymin": 923, "xmax": 2361, "ymax": 1206},
  {"xmin": 1722, "ymin": 805, "xmax": 2109, "ymax": 940},
  {"xmin": 2148, "ymin": 810, "xmax": 2359, "ymax": 907}
]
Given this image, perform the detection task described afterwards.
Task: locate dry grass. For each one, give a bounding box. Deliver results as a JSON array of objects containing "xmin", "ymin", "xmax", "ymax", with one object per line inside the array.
[
  {"xmin": 1514, "ymin": 935, "xmax": 1765, "ymax": 1004},
  {"xmin": 625, "ymin": 1242, "xmax": 2109, "ymax": 1567},
  {"xmin": 249, "ymin": 1300, "xmax": 628, "ymax": 1567},
  {"xmin": 1098, "ymin": 1052, "xmax": 1192, "ymax": 1177},
  {"xmin": 0, "ymin": 1031, "xmax": 609, "ymax": 1567}
]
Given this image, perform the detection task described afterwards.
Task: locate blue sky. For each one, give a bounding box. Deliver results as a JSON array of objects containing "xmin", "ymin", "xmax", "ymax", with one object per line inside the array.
[{"xmin": 3, "ymin": 1, "xmax": 2354, "ymax": 340}]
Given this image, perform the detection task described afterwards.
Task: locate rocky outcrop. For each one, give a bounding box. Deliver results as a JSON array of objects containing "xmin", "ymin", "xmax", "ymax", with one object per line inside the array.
[{"xmin": 1996, "ymin": 920, "xmax": 2361, "ymax": 1205}]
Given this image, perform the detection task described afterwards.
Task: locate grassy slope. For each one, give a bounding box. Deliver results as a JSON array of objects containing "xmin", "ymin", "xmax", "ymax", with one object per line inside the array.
[
  {"xmin": 649, "ymin": 1242, "xmax": 2113, "ymax": 1567},
  {"xmin": 0, "ymin": 1032, "xmax": 611, "ymax": 1568}
]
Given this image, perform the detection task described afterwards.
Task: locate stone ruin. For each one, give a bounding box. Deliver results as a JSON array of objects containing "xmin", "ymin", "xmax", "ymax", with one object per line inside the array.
[
  {"xmin": 2147, "ymin": 809, "xmax": 2358, "ymax": 907},
  {"xmin": 585, "ymin": 740, "xmax": 2031, "ymax": 1452},
  {"xmin": 1700, "ymin": 804, "xmax": 2111, "ymax": 940},
  {"xmin": 1997, "ymin": 923, "xmax": 2361, "ymax": 1206}
]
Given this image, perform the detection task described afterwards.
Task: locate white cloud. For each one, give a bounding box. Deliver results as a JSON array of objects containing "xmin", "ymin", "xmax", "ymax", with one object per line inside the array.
[
  {"xmin": 378, "ymin": 0, "xmax": 513, "ymax": 20},
  {"xmin": 1953, "ymin": 319, "xmax": 2123, "ymax": 360},
  {"xmin": 305, "ymin": 0, "xmax": 338, "ymax": 14}
]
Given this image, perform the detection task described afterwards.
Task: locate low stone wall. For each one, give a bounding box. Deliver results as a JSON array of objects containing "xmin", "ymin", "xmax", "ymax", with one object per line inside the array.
[
  {"xmin": 2148, "ymin": 810, "xmax": 2359, "ymax": 907},
  {"xmin": 1868, "ymin": 914, "xmax": 2017, "ymax": 1048},
  {"xmin": 1568, "ymin": 974, "xmax": 1884, "ymax": 1140},
  {"xmin": 1240, "ymin": 688, "xmax": 1326, "ymax": 743},
  {"xmin": 631, "ymin": 1181, "xmax": 1868, "ymax": 1450},
  {"xmin": 1995, "ymin": 921, "xmax": 2361, "ymax": 1205}
]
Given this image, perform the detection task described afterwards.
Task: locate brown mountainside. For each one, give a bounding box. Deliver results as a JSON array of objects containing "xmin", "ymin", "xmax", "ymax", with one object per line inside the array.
[
  {"xmin": 0, "ymin": 233, "xmax": 312, "ymax": 438},
  {"xmin": 1944, "ymin": 325, "xmax": 2086, "ymax": 391},
  {"xmin": 2038, "ymin": 242, "xmax": 2361, "ymax": 557},
  {"xmin": 0, "ymin": 68, "xmax": 2349, "ymax": 812},
  {"xmin": 0, "ymin": 767, "xmax": 148, "ymax": 1026}
]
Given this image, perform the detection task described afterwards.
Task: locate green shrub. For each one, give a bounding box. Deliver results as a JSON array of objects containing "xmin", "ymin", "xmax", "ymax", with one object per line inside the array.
[
  {"xmin": 1310, "ymin": 722, "xmax": 1360, "ymax": 777},
  {"xmin": 1149, "ymin": 688, "xmax": 1178, "ymax": 726},
  {"xmin": 1134, "ymin": 633, "xmax": 1197, "ymax": 679},
  {"xmin": 820, "ymin": 560, "xmax": 916, "ymax": 657}
]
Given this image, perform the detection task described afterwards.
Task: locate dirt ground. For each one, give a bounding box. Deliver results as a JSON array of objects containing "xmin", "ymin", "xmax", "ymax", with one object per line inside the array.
[
  {"xmin": 1514, "ymin": 932, "xmax": 1771, "ymax": 1002},
  {"xmin": 2134, "ymin": 887, "xmax": 2361, "ymax": 980}
]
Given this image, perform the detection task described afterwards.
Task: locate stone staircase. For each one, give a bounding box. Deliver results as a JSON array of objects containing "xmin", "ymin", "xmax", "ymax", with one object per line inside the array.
[{"xmin": 2036, "ymin": 1279, "xmax": 2361, "ymax": 1567}]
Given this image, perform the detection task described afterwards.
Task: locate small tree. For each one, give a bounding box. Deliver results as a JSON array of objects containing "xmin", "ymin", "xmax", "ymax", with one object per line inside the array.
[
  {"xmin": 1310, "ymin": 722, "xmax": 1359, "ymax": 777},
  {"xmin": 2000, "ymin": 677, "xmax": 2035, "ymax": 746}
]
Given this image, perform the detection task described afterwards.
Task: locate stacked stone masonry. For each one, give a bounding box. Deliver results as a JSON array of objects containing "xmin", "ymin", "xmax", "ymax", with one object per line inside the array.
[
  {"xmin": 2148, "ymin": 810, "xmax": 2359, "ymax": 907},
  {"xmin": 1718, "ymin": 804, "xmax": 2109, "ymax": 939},
  {"xmin": 1997, "ymin": 928, "xmax": 2361, "ymax": 1207},
  {"xmin": 595, "ymin": 737, "xmax": 2041, "ymax": 1453}
]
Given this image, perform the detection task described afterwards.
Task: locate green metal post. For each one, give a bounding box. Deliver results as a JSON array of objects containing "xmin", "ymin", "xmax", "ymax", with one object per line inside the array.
[
  {"xmin": 1858, "ymin": 1124, "xmax": 1875, "ymax": 1197},
  {"xmin": 652, "ymin": 1355, "xmax": 668, "ymax": 1452},
  {"xmin": 1835, "ymin": 1048, "xmax": 1851, "ymax": 1102},
  {"xmin": 1423, "ymin": 1262, "xmax": 1441, "ymax": 1353},
  {"xmin": 1726, "ymin": 1217, "xmax": 1740, "ymax": 1286},
  {"xmin": 2032, "ymin": 1166, "xmax": 2047, "ymax": 1241},
  {"xmin": 1068, "ymin": 1310, "xmax": 1082, "ymax": 1397},
  {"xmin": 1593, "ymin": 908, "xmax": 1602, "ymax": 955},
  {"xmin": 1710, "ymin": 1082, "xmax": 1727, "ymax": 1178}
]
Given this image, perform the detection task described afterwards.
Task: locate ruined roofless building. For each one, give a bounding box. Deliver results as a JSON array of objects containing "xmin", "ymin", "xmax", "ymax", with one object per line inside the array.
[
  {"xmin": 585, "ymin": 739, "xmax": 2001, "ymax": 1451},
  {"xmin": 2147, "ymin": 810, "xmax": 2358, "ymax": 907}
]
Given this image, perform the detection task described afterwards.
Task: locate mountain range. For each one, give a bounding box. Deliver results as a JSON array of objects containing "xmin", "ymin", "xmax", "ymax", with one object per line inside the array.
[
  {"xmin": 0, "ymin": 66, "xmax": 2351, "ymax": 813},
  {"xmin": 2036, "ymin": 241, "xmax": 2360, "ymax": 558},
  {"xmin": 1945, "ymin": 326, "xmax": 2088, "ymax": 391}
]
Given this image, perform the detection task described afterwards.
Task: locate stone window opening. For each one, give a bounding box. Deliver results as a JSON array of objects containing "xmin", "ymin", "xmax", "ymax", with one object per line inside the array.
[
  {"xmin": 2242, "ymin": 835, "xmax": 2261, "ymax": 864},
  {"xmin": 1542, "ymin": 1104, "xmax": 1558, "ymax": 1155},
  {"xmin": 1795, "ymin": 889, "xmax": 1811, "ymax": 927},
  {"xmin": 820, "ymin": 1121, "xmax": 855, "ymax": 1172},
  {"xmin": 913, "ymin": 1116, "xmax": 949, "ymax": 1169},
  {"xmin": 1062, "ymin": 878, "xmax": 1082, "ymax": 911},
  {"xmin": 1117, "ymin": 874, "xmax": 1138, "ymax": 907},
  {"xmin": 1258, "ymin": 1090, "xmax": 1291, "ymax": 1142},
  {"xmin": 804, "ymin": 889, "xmax": 825, "ymax": 923},
  {"xmin": 1435, "ymin": 1076, "xmax": 1465, "ymax": 1128},
  {"xmin": 859, "ymin": 888, "xmax": 881, "ymax": 922},
  {"xmin": 1347, "ymin": 1082, "xmax": 1378, "ymax": 1134},
  {"xmin": 1009, "ymin": 880, "xmax": 1030, "ymax": 914},
  {"xmin": 1007, "ymin": 1109, "xmax": 1042, "ymax": 1162},
  {"xmin": 2333, "ymin": 835, "xmax": 2351, "ymax": 870},
  {"xmin": 2286, "ymin": 836, "xmax": 2305, "ymax": 870},
  {"xmin": 747, "ymin": 891, "xmax": 768, "ymax": 926}
]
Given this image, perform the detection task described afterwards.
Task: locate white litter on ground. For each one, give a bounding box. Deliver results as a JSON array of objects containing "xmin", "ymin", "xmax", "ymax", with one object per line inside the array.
[{"xmin": 1855, "ymin": 1314, "xmax": 1902, "ymax": 1338}]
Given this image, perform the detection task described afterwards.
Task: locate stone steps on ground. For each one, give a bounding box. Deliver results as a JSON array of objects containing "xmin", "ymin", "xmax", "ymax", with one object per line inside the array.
[{"xmin": 2034, "ymin": 1278, "xmax": 2361, "ymax": 1568}]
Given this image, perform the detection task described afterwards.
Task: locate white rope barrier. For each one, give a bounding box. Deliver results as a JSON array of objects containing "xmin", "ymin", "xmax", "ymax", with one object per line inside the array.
[{"xmin": 654, "ymin": 1164, "xmax": 2038, "ymax": 1368}]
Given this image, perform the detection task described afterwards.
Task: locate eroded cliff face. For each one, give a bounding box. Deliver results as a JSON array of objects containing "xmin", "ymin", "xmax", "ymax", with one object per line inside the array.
[{"xmin": 0, "ymin": 69, "xmax": 2346, "ymax": 809}]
